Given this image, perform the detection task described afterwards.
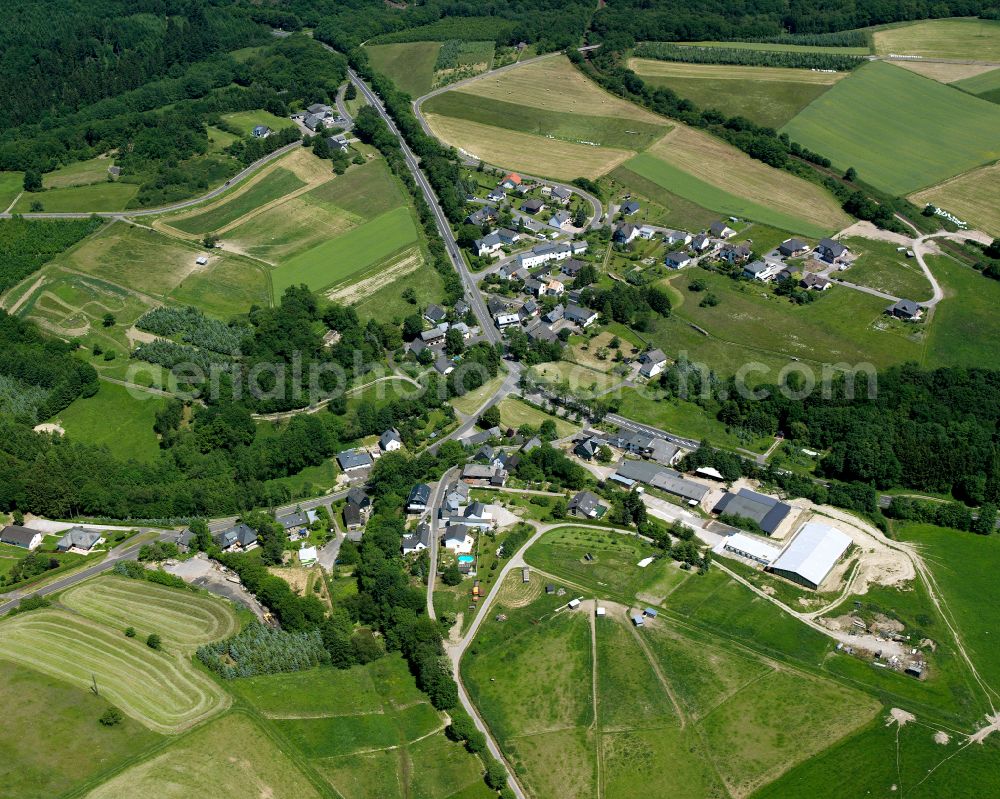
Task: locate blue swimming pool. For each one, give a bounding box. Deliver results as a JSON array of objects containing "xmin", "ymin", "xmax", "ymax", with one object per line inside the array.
[{"xmin": 457, "ymin": 555, "xmax": 475, "ymax": 564}]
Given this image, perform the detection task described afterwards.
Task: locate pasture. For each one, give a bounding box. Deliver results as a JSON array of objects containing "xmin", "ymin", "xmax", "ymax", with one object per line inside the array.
[
  {"xmin": 662, "ymin": 266, "xmax": 925, "ymax": 369},
  {"xmin": 910, "ymin": 162, "xmax": 1000, "ymax": 237},
  {"xmin": 0, "ymin": 660, "xmax": 161, "ymax": 799},
  {"xmin": 169, "ymin": 167, "xmax": 306, "ymax": 234},
  {"xmin": 780, "ymin": 62, "xmax": 1000, "ymax": 194},
  {"xmin": 365, "ymin": 41, "xmax": 441, "ymax": 97},
  {"xmin": 628, "ymin": 59, "xmax": 844, "ymax": 129},
  {"xmin": 0, "ymin": 609, "xmax": 229, "ymax": 733},
  {"xmin": 85, "ymin": 713, "xmax": 322, "ymax": 799},
  {"xmin": 923, "ymin": 253, "xmax": 1000, "ymax": 370},
  {"xmin": 270, "ymin": 205, "xmax": 419, "ymax": 296},
  {"xmin": 530, "ymin": 359, "xmax": 621, "ymax": 395},
  {"xmin": 953, "ymin": 66, "xmax": 1000, "ymax": 102},
  {"xmin": 606, "ymin": 165, "xmax": 719, "ymax": 231},
  {"xmin": 644, "ymin": 126, "xmax": 852, "ymax": 234},
  {"xmin": 221, "ymin": 109, "xmax": 294, "ymax": 136},
  {"xmin": 0, "ymin": 171, "xmax": 23, "ymax": 209},
  {"xmin": 496, "ymin": 397, "xmax": 579, "ymax": 438},
  {"xmin": 425, "ymin": 113, "xmax": 634, "ymax": 180},
  {"xmin": 61, "ymin": 576, "xmax": 239, "ymax": 647},
  {"xmin": 230, "ymin": 654, "xmax": 490, "ymax": 799},
  {"xmin": 43, "ymin": 156, "xmax": 114, "ymax": 188},
  {"xmin": 423, "ymin": 90, "xmax": 669, "ymax": 150},
  {"xmin": 873, "ymin": 18, "xmax": 1000, "ymax": 61},
  {"xmin": 13, "ymin": 181, "xmax": 139, "ymax": 213},
  {"xmin": 54, "ymin": 382, "xmax": 167, "ymax": 461},
  {"xmin": 839, "ymin": 236, "xmax": 934, "ymax": 301},
  {"xmin": 892, "ymin": 59, "xmax": 1000, "ymax": 84}
]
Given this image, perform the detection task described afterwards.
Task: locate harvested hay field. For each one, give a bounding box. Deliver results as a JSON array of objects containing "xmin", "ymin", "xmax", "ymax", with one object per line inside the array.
[
  {"xmin": 0, "ymin": 610, "xmax": 229, "ymax": 733},
  {"xmin": 644, "ymin": 126, "xmax": 851, "ymax": 233},
  {"xmin": 327, "ymin": 246, "xmax": 423, "ymax": 304},
  {"xmin": 891, "ymin": 60, "xmax": 1000, "ymax": 84},
  {"xmin": 424, "ymin": 114, "xmax": 633, "ymax": 179},
  {"xmin": 60, "ymin": 576, "xmax": 238, "ymax": 649},
  {"xmin": 628, "ymin": 59, "xmax": 846, "ymax": 85},
  {"xmin": 910, "ymin": 162, "xmax": 1000, "ymax": 237},
  {"xmin": 459, "ymin": 55, "xmax": 663, "ymax": 122},
  {"xmin": 873, "ymin": 18, "xmax": 1000, "ymax": 61},
  {"xmin": 496, "ymin": 571, "xmax": 545, "ymax": 608}
]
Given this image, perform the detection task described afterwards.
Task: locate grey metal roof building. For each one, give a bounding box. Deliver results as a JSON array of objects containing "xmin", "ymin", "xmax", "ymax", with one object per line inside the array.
[
  {"xmin": 712, "ymin": 488, "xmax": 791, "ymax": 535},
  {"xmin": 337, "ymin": 450, "xmax": 373, "ymax": 471},
  {"xmin": 769, "ymin": 521, "xmax": 852, "ymax": 589}
]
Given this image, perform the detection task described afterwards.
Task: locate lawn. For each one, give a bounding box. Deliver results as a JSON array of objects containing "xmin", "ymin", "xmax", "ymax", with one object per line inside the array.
[
  {"xmin": 270, "ymin": 205, "xmax": 419, "ymax": 297},
  {"xmin": 60, "ymin": 576, "xmax": 238, "ymax": 648},
  {"xmin": 221, "ymin": 109, "xmax": 294, "ymax": 136},
  {"xmin": 365, "ymin": 41, "xmax": 442, "ymax": 98},
  {"xmin": 54, "ymin": 381, "xmax": 167, "ymax": 462},
  {"xmin": 530, "ymin": 360, "xmax": 621, "ymax": 397},
  {"xmin": 873, "ymin": 18, "xmax": 1000, "ymax": 61},
  {"xmin": 781, "ymin": 62, "xmax": 1000, "ymax": 194},
  {"xmin": 496, "ymin": 397, "xmax": 579, "ymax": 438},
  {"xmin": 0, "ymin": 170, "xmax": 24, "ymax": 209},
  {"xmin": 169, "ymin": 167, "xmax": 307, "ymax": 234},
  {"xmin": 423, "ymin": 90, "xmax": 669, "ymax": 150},
  {"xmin": 43, "ymin": 156, "xmax": 114, "ymax": 188},
  {"xmin": 85, "ymin": 712, "xmax": 323, "ymax": 799},
  {"xmin": 616, "ymin": 388, "xmax": 774, "ymax": 453},
  {"xmin": 451, "ymin": 371, "xmax": 508, "ymax": 415},
  {"xmin": 0, "ymin": 609, "xmax": 229, "ymax": 733},
  {"xmin": 924, "ymin": 253, "xmax": 1000, "ymax": 370},
  {"xmin": 0, "ymin": 660, "xmax": 162, "ymax": 799},
  {"xmin": 910, "ymin": 161, "xmax": 1000, "ymax": 237},
  {"xmin": 13, "ymin": 181, "xmax": 139, "ymax": 213},
  {"xmin": 425, "ymin": 113, "xmax": 635, "ymax": 180},
  {"xmin": 838, "ymin": 236, "xmax": 934, "ymax": 301},
  {"xmin": 662, "ymin": 267, "xmax": 924, "ymax": 370},
  {"xmin": 644, "ymin": 126, "xmax": 851, "ymax": 234},
  {"xmin": 628, "ymin": 59, "xmax": 844, "ymax": 129}
]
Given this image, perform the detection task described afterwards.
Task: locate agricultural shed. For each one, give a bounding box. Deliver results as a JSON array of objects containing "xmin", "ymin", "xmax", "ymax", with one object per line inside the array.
[{"xmin": 769, "ymin": 521, "xmax": 852, "ymax": 589}]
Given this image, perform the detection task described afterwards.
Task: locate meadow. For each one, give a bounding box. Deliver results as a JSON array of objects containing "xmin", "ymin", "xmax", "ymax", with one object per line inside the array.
[
  {"xmin": 451, "ymin": 371, "xmax": 508, "ymax": 415},
  {"xmin": 0, "ymin": 170, "xmax": 23, "ymax": 209},
  {"xmin": 85, "ymin": 712, "xmax": 323, "ymax": 799},
  {"xmin": 628, "ymin": 59, "xmax": 844, "ymax": 129},
  {"xmin": 220, "ymin": 109, "xmax": 293, "ymax": 136},
  {"xmin": 0, "ymin": 660, "xmax": 162, "ymax": 799},
  {"xmin": 606, "ymin": 165, "xmax": 719, "ymax": 231},
  {"xmin": 61, "ymin": 576, "xmax": 239, "ymax": 648},
  {"xmin": 0, "ymin": 609, "xmax": 229, "ymax": 733},
  {"xmin": 169, "ymin": 167, "xmax": 306, "ymax": 234},
  {"xmin": 953, "ymin": 66, "xmax": 1000, "ymax": 102},
  {"xmin": 838, "ymin": 236, "xmax": 934, "ymax": 300},
  {"xmin": 496, "ymin": 397, "xmax": 579, "ymax": 438},
  {"xmin": 910, "ymin": 162, "xmax": 1000, "ymax": 236},
  {"xmin": 13, "ymin": 181, "xmax": 139, "ymax": 213},
  {"xmin": 662, "ymin": 267, "xmax": 924, "ymax": 369},
  {"xmin": 54, "ymin": 382, "xmax": 168, "ymax": 461},
  {"xmin": 230, "ymin": 654, "xmax": 491, "ymax": 799},
  {"xmin": 270, "ymin": 205, "xmax": 419, "ymax": 296},
  {"xmin": 42, "ymin": 156, "xmax": 114, "ymax": 188},
  {"xmin": 644, "ymin": 125, "xmax": 852, "ymax": 234},
  {"xmin": 872, "ymin": 18, "xmax": 1000, "ymax": 61},
  {"xmin": 365, "ymin": 41, "xmax": 442, "ymax": 97},
  {"xmin": 923, "ymin": 254, "xmax": 1000, "ymax": 370},
  {"xmin": 781, "ymin": 62, "xmax": 1000, "ymax": 194}
]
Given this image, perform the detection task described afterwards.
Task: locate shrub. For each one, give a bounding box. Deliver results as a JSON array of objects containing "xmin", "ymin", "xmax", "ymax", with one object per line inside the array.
[
  {"xmin": 124, "ymin": 626, "xmax": 136, "ymax": 638},
  {"xmin": 99, "ymin": 707, "xmax": 123, "ymax": 727},
  {"xmin": 146, "ymin": 633, "xmax": 162, "ymax": 650}
]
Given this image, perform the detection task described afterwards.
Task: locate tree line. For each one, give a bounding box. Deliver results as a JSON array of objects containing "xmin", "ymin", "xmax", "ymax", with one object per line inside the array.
[{"xmin": 632, "ymin": 42, "xmax": 865, "ymax": 72}]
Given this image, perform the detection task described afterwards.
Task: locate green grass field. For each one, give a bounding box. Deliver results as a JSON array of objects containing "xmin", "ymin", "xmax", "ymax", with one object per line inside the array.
[
  {"xmin": 0, "ymin": 609, "xmax": 229, "ymax": 733},
  {"xmin": 873, "ymin": 18, "xmax": 1000, "ymax": 61},
  {"xmin": 270, "ymin": 205, "xmax": 419, "ymax": 296},
  {"xmin": 628, "ymin": 59, "xmax": 842, "ymax": 129},
  {"xmin": 61, "ymin": 576, "xmax": 238, "ymax": 648},
  {"xmin": 170, "ymin": 167, "xmax": 306, "ymax": 234},
  {"xmin": 910, "ymin": 162, "xmax": 1000, "ymax": 237},
  {"xmin": 54, "ymin": 382, "xmax": 167, "ymax": 461},
  {"xmin": 781, "ymin": 62, "xmax": 1000, "ymax": 194},
  {"xmin": 606, "ymin": 165, "xmax": 719, "ymax": 231},
  {"xmin": 626, "ymin": 152, "xmax": 832, "ymax": 237},
  {"xmin": 13, "ymin": 181, "xmax": 139, "ymax": 213},
  {"xmin": 924, "ymin": 254, "xmax": 1000, "ymax": 370},
  {"xmin": 839, "ymin": 236, "xmax": 934, "ymax": 301},
  {"xmin": 954, "ymin": 66, "xmax": 1000, "ymax": 102},
  {"xmin": 496, "ymin": 397, "xmax": 579, "ymax": 438},
  {"xmin": 0, "ymin": 660, "xmax": 162, "ymax": 799},
  {"xmin": 43, "ymin": 156, "xmax": 114, "ymax": 188},
  {"xmin": 365, "ymin": 41, "xmax": 442, "ymax": 97},
  {"xmin": 221, "ymin": 109, "xmax": 294, "ymax": 136},
  {"xmin": 662, "ymin": 267, "xmax": 923, "ymax": 370},
  {"xmin": 85, "ymin": 712, "xmax": 323, "ymax": 799},
  {"xmin": 676, "ymin": 40, "xmax": 870, "ymax": 55},
  {"xmin": 423, "ymin": 90, "xmax": 669, "ymax": 150},
  {"xmin": 0, "ymin": 170, "xmax": 24, "ymax": 209}
]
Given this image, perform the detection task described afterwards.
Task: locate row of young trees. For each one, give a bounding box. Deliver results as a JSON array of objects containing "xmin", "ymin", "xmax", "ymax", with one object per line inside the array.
[{"xmin": 632, "ymin": 42, "xmax": 865, "ymax": 72}]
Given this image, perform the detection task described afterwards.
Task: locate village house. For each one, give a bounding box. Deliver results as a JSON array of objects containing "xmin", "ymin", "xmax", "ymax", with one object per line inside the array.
[
  {"xmin": 401, "ymin": 523, "xmax": 431, "ymax": 555},
  {"xmin": 424, "ymin": 304, "xmax": 447, "ymax": 324},
  {"xmin": 800, "ymin": 273, "xmax": 832, "ymax": 291},
  {"xmin": 816, "ymin": 237, "xmax": 850, "ymax": 263},
  {"xmin": 743, "ymin": 259, "xmax": 786, "ymax": 282},
  {"xmin": 778, "ymin": 238, "xmax": 810, "ymax": 258},
  {"xmin": 549, "ymin": 210, "xmax": 572, "ymax": 230},
  {"xmin": 251, "ymin": 125, "xmax": 271, "ymax": 139},
  {"xmin": 887, "ymin": 298, "xmax": 923, "ymax": 320},
  {"xmin": 710, "ymin": 221, "xmax": 737, "ymax": 239},
  {"xmin": 337, "ymin": 450, "xmax": 373, "ymax": 473},
  {"xmin": 613, "ymin": 222, "xmax": 639, "ymax": 245},
  {"xmin": 568, "ymin": 490, "xmax": 606, "ymax": 519},
  {"xmin": 564, "ymin": 304, "xmax": 598, "ymax": 328},
  {"xmin": 380, "ymin": 428, "xmax": 403, "ymax": 452},
  {"xmin": 213, "ymin": 523, "xmax": 258, "ymax": 552},
  {"xmin": 499, "ymin": 172, "xmax": 522, "ymax": 190},
  {"xmin": 53, "ymin": 526, "xmax": 103, "ymax": 552},
  {"xmin": 639, "ymin": 349, "xmax": 668, "ymax": 378},
  {"xmin": 442, "ymin": 523, "xmax": 475, "ymax": 555},
  {"xmin": 407, "ymin": 483, "xmax": 432, "ymax": 513},
  {"xmin": 663, "ymin": 230, "xmax": 692, "ymax": 247},
  {"xmin": 474, "ymin": 232, "xmax": 504, "ymax": 257},
  {"xmin": 719, "ymin": 243, "xmax": 752, "ymax": 265},
  {"xmin": 665, "ymin": 251, "xmax": 694, "ymax": 269},
  {"xmin": 621, "ymin": 199, "xmax": 640, "ymax": 215},
  {"xmin": 520, "ymin": 198, "xmax": 545, "ymax": 215},
  {"xmin": 690, "ymin": 233, "xmax": 714, "ymax": 253},
  {"xmin": 0, "ymin": 525, "xmax": 42, "ymax": 551}
]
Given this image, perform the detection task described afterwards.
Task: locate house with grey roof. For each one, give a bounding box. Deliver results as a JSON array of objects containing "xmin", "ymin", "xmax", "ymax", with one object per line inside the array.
[
  {"xmin": 401, "ymin": 523, "xmax": 431, "ymax": 555},
  {"xmin": 800, "ymin": 273, "xmax": 831, "ymax": 291},
  {"xmin": 743, "ymin": 259, "xmax": 785, "ymax": 282},
  {"xmin": 56, "ymin": 527, "xmax": 104, "ymax": 553},
  {"xmin": 213, "ymin": 523, "xmax": 257, "ymax": 552},
  {"xmin": 544, "ymin": 304, "xmax": 565, "ymax": 324},
  {"xmin": 887, "ymin": 298, "xmax": 922, "ymax": 319},
  {"xmin": 520, "ymin": 198, "xmax": 545, "ymax": 214},
  {"xmin": 337, "ymin": 450, "xmax": 373, "ymax": 472},
  {"xmin": 778, "ymin": 238, "xmax": 810, "ymax": 257},
  {"xmin": 639, "ymin": 349, "xmax": 667, "ymax": 378},
  {"xmin": 252, "ymin": 125, "xmax": 271, "ymax": 138},
  {"xmin": 277, "ymin": 510, "xmax": 311, "ymax": 533},
  {"xmin": 710, "ymin": 221, "xmax": 736, "ymax": 239},
  {"xmin": 380, "ymin": 428, "xmax": 403, "ymax": 452},
  {"xmin": 816, "ymin": 238, "xmax": 849, "ymax": 262},
  {"xmin": 621, "ymin": 200, "xmax": 640, "ymax": 215},
  {"xmin": 568, "ymin": 490, "xmax": 605, "ymax": 519},
  {"xmin": 475, "ymin": 232, "xmax": 504, "ymax": 257},
  {"xmin": 548, "ymin": 210, "xmax": 572, "ymax": 229},
  {"xmin": 564, "ymin": 304, "xmax": 598, "ymax": 328},
  {"xmin": 663, "ymin": 230, "xmax": 692, "ymax": 246},
  {"xmin": 719, "ymin": 243, "xmax": 752, "ymax": 264},
  {"xmin": 613, "ymin": 222, "xmax": 639, "ymax": 244},
  {"xmin": 691, "ymin": 233, "xmax": 713, "ymax": 252},
  {"xmin": 665, "ymin": 251, "xmax": 693, "ymax": 269}
]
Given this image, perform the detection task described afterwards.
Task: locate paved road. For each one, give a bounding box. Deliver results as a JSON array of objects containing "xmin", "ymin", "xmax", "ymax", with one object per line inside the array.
[
  {"xmin": 0, "ymin": 141, "xmax": 302, "ymax": 221},
  {"xmin": 342, "ymin": 65, "xmax": 499, "ymax": 345},
  {"xmin": 0, "ymin": 527, "xmax": 175, "ymax": 614},
  {"xmin": 335, "ymin": 82, "xmax": 355, "ymax": 130},
  {"xmin": 605, "ymin": 413, "xmax": 701, "ymax": 450},
  {"xmin": 426, "ymin": 466, "xmax": 459, "ymax": 618}
]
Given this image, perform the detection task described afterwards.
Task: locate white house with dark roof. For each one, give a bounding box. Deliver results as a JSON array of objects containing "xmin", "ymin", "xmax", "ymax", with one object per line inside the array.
[
  {"xmin": 639, "ymin": 349, "xmax": 667, "ymax": 378},
  {"xmin": 0, "ymin": 525, "xmax": 42, "ymax": 550},
  {"xmin": 663, "ymin": 230, "xmax": 692, "ymax": 246},
  {"xmin": 564, "ymin": 304, "xmax": 598, "ymax": 328},
  {"xmin": 621, "ymin": 199, "xmax": 640, "ymax": 215},
  {"xmin": 548, "ymin": 210, "xmax": 572, "ymax": 230},
  {"xmin": 402, "ymin": 523, "xmax": 431, "ymax": 555},
  {"xmin": 380, "ymin": 428, "xmax": 403, "ymax": 452},
  {"xmin": 407, "ymin": 483, "xmax": 432, "ymax": 513},
  {"xmin": 442, "ymin": 523, "xmax": 475, "ymax": 555},
  {"xmin": 665, "ymin": 251, "xmax": 693, "ymax": 269},
  {"xmin": 474, "ymin": 232, "xmax": 504, "ymax": 257},
  {"xmin": 743, "ymin": 260, "xmax": 786, "ymax": 282},
  {"xmin": 710, "ymin": 221, "xmax": 737, "ymax": 239},
  {"xmin": 816, "ymin": 238, "xmax": 850, "ymax": 263}
]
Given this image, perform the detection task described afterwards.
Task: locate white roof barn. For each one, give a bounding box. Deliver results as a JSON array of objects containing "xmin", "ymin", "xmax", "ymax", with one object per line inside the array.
[{"xmin": 769, "ymin": 522, "xmax": 852, "ymax": 589}]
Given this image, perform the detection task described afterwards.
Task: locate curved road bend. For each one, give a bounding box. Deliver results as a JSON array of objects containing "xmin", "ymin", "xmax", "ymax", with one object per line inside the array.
[{"xmin": 0, "ymin": 141, "xmax": 303, "ymax": 221}]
